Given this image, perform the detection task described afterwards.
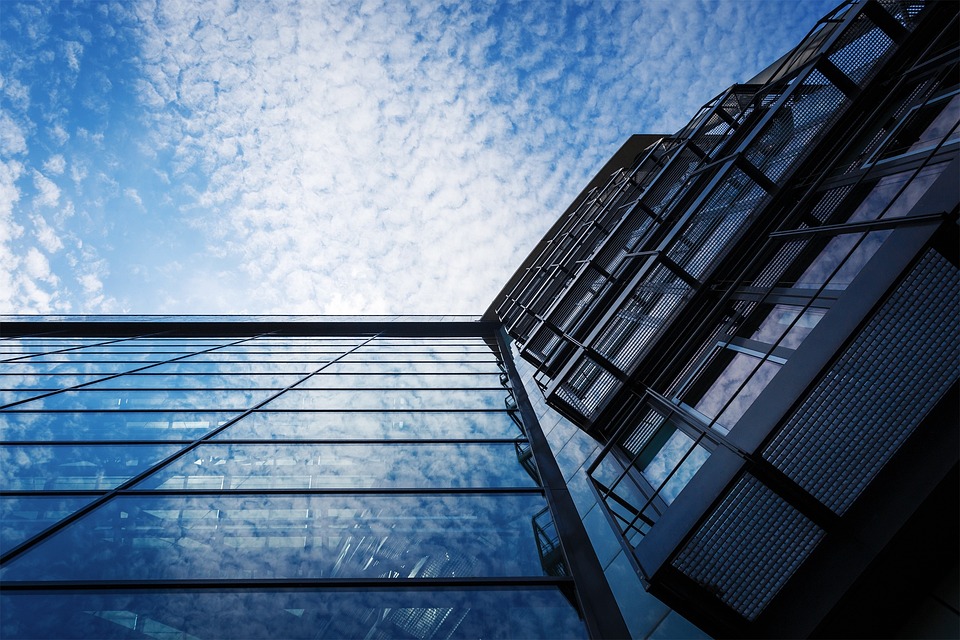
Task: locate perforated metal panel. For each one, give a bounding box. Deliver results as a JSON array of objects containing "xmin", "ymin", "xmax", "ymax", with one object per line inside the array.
[
  {"xmin": 747, "ymin": 70, "xmax": 848, "ymax": 184},
  {"xmin": 828, "ymin": 11, "xmax": 896, "ymax": 86},
  {"xmin": 554, "ymin": 354, "xmax": 620, "ymax": 420},
  {"xmin": 672, "ymin": 474, "xmax": 825, "ymax": 621},
  {"xmin": 667, "ymin": 168, "xmax": 768, "ymax": 279},
  {"xmin": 764, "ymin": 249, "xmax": 960, "ymax": 514},
  {"xmin": 593, "ymin": 264, "xmax": 693, "ymax": 373}
]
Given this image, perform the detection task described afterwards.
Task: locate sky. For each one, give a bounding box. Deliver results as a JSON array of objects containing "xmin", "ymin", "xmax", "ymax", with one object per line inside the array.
[{"xmin": 1, "ymin": 0, "xmax": 838, "ymax": 316}]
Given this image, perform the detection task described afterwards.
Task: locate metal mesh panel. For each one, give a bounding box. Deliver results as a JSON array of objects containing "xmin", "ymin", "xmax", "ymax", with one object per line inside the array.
[
  {"xmin": 752, "ymin": 237, "xmax": 811, "ymax": 289},
  {"xmin": 827, "ymin": 11, "xmax": 896, "ymax": 86},
  {"xmin": 594, "ymin": 264, "xmax": 694, "ymax": 373},
  {"xmin": 554, "ymin": 354, "xmax": 620, "ymax": 420},
  {"xmin": 878, "ymin": 0, "xmax": 927, "ymax": 28},
  {"xmin": 764, "ymin": 249, "xmax": 960, "ymax": 514},
  {"xmin": 524, "ymin": 324, "xmax": 564, "ymax": 367},
  {"xmin": 747, "ymin": 70, "xmax": 847, "ymax": 183},
  {"xmin": 509, "ymin": 309, "xmax": 539, "ymax": 344},
  {"xmin": 523, "ymin": 268, "xmax": 576, "ymax": 322},
  {"xmin": 621, "ymin": 403, "xmax": 669, "ymax": 456},
  {"xmin": 644, "ymin": 148, "xmax": 705, "ymax": 218},
  {"xmin": 672, "ymin": 474, "xmax": 825, "ymax": 621},
  {"xmin": 667, "ymin": 168, "xmax": 768, "ymax": 279},
  {"xmin": 594, "ymin": 210, "xmax": 659, "ymax": 276},
  {"xmin": 552, "ymin": 265, "xmax": 609, "ymax": 334}
]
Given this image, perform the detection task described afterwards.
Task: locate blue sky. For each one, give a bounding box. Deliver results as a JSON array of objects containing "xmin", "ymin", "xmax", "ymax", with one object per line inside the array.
[{"xmin": 1, "ymin": 0, "xmax": 837, "ymax": 315}]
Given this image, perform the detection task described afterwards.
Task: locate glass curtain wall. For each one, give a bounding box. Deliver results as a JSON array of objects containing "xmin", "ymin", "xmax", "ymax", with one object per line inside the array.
[{"xmin": 0, "ymin": 326, "xmax": 587, "ymax": 639}]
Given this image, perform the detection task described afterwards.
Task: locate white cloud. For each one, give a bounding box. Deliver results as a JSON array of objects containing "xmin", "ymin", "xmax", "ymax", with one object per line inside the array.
[
  {"xmin": 0, "ymin": 112, "xmax": 28, "ymax": 156},
  {"xmin": 124, "ymin": 187, "xmax": 144, "ymax": 209},
  {"xmin": 63, "ymin": 40, "xmax": 83, "ymax": 72},
  {"xmin": 31, "ymin": 170, "xmax": 60, "ymax": 208},
  {"xmin": 30, "ymin": 213, "xmax": 64, "ymax": 253},
  {"xmin": 23, "ymin": 247, "xmax": 57, "ymax": 283},
  {"xmin": 43, "ymin": 154, "xmax": 66, "ymax": 175}
]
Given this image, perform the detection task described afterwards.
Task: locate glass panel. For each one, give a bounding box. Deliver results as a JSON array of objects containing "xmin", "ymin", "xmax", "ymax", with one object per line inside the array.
[
  {"xmin": 370, "ymin": 339, "xmax": 490, "ymax": 346},
  {"xmin": 0, "ymin": 412, "xmax": 236, "ymax": 441},
  {"xmin": 83, "ymin": 374, "xmax": 303, "ymax": 389},
  {"xmin": 263, "ymin": 389, "xmax": 508, "ymax": 411},
  {"xmin": 686, "ymin": 351, "xmax": 782, "ymax": 434},
  {"xmin": 245, "ymin": 339, "xmax": 367, "ymax": 346},
  {"xmin": 0, "ymin": 391, "xmax": 55, "ymax": 407},
  {"xmin": 1, "ymin": 493, "xmax": 551, "ymax": 580},
  {"xmin": 354, "ymin": 345, "xmax": 497, "ymax": 353},
  {"xmin": 211, "ymin": 347, "xmax": 349, "ymax": 354},
  {"xmin": 298, "ymin": 373, "xmax": 504, "ymax": 389},
  {"xmin": 745, "ymin": 305, "xmax": 826, "ymax": 350},
  {"xmin": 8, "ymin": 389, "xmax": 276, "ymax": 411},
  {"xmin": 0, "ymin": 587, "xmax": 586, "ymax": 640},
  {"xmin": 0, "ymin": 339, "xmax": 111, "ymax": 349},
  {"xmin": 177, "ymin": 353, "xmax": 333, "ymax": 363},
  {"xmin": 848, "ymin": 163, "xmax": 950, "ymax": 221},
  {"xmin": 638, "ymin": 427, "xmax": 710, "ymax": 505},
  {"xmin": 0, "ymin": 362, "xmax": 144, "ymax": 374},
  {"xmin": 321, "ymin": 361, "xmax": 504, "ymax": 374},
  {"xmin": 214, "ymin": 411, "xmax": 524, "ymax": 440},
  {"xmin": 878, "ymin": 92, "xmax": 960, "ymax": 161},
  {"xmin": 794, "ymin": 231, "xmax": 892, "ymax": 290},
  {"xmin": 339, "ymin": 352, "xmax": 498, "ymax": 362},
  {"xmin": 16, "ymin": 353, "xmax": 172, "ymax": 362},
  {"xmin": 72, "ymin": 346, "xmax": 205, "ymax": 354},
  {"xmin": 136, "ymin": 443, "xmax": 538, "ymax": 489},
  {"xmin": 0, "ymin": 444, "xmax": 181, "ymax": 490},
  {"xmin": 145, "ymin": 362, "xmax": 319, "ymax": 374},
  {"xmin": 1, "ymin": 496, "xmax": 97, "ymax": 553},
  {"xmin": 0, "ymin": 374, "xmax": 111, "ymax": 390}
]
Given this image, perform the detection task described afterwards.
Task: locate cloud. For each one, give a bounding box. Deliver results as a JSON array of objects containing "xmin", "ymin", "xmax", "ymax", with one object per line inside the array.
[
  {"xmin": 30, "ymin": 213, "xmax": 64, "ymax": 253},
  {"xmin": 124, "ymin": 187, "xmax": 144, "ymax": 209},
  {"xmin": 42, "ymin": 154, "xmax": 66, "ymax": 175},
  {"xmin": 0, "ymin": 112, "xmax": 28, "ymax": 156},
  {"xmin": 31, "ymin": 170, "xmax": 60, "ymax": 208},
  {"xmin": 0, "ymin": 0, "xmax": 839, "ymax": 315}
]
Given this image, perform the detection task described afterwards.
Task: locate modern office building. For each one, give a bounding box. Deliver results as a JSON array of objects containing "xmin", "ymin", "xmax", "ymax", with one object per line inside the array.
[
  {"xmin": 490, "ymin": 0, "xmax": 959, "ymax": 636},
  {"xmin": 1, "ymin": 0, "xmax": 958, "ymax": 638}
]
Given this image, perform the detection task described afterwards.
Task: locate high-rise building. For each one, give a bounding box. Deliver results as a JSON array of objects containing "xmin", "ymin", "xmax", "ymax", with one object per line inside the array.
[
  {"xmin": 0, "ymin": 317, "xmax": 642, "ymax": 639},
  {"xmin": 490, "ymin": 0, "xmax": 959, "ymax": 636},
  {"xmin": 1, "ymin": 0, "xmax": 958, "ymax": 638}
]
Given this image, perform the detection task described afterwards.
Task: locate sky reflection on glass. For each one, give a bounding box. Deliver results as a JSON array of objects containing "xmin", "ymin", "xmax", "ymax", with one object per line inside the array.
[
  {"xmin": 0, "ymin": 412, "xmax": 235, "ymax": 441},
  {"xmin": 214, "ymin": 411, "xmax": 523, "ymax": 440},
  {"xmin": 263, "ymin": 389, "xmax": 509, "ymax": 411},
  {"xmin": 135, "ymin": 443, "xmax": 537, "ymax": 490},
  {"xmin": 0, "ymin": 444, "xmax": 181, "ymax": 490},
  {"xmin": 299, "ymin": 373, "xmax": 503, "ymax": 389},
  {"xmin": 1, "ymin": 587, "xmax": 586, "ymax": 639},
  {"xmin": 1, "ymin": 493, "xmax": 551, "ymax": 581},
  {"xmin": 8, "ymin": 389, "xmax": 276, "ymax": 411},
  {"xmin": 0, "ymin": 496, "xmax": 97, "ymax": 554}
]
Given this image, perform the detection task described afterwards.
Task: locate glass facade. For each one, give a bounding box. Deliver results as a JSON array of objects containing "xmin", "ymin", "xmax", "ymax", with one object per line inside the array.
[{"xmin": 0, "ymin": 327, "xmax": 595, "ymax": 639}]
